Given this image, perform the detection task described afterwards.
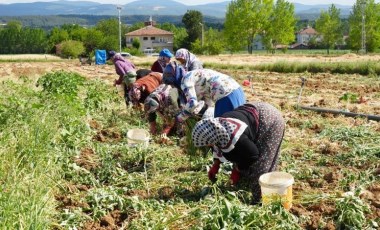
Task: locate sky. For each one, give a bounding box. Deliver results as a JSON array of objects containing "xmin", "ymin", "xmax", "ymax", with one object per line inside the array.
[{"xmin": 1, "ymin": 0, "xmax": 371, "ymax": 6}]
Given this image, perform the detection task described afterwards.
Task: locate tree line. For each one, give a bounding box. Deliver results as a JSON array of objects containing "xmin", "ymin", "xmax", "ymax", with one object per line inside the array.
[{"xmin": 0, "ymin": 0, "xmax": 379, "ymax": 57}]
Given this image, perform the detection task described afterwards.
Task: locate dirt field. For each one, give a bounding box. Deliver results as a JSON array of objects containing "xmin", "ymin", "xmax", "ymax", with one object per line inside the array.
[
  {"xmin": 1, "ymin": 54, "xmax": 379, "ymax": 228},
  {"xmin": 1, "ymin": 54, "xmax": 379, "ymax": 115}
]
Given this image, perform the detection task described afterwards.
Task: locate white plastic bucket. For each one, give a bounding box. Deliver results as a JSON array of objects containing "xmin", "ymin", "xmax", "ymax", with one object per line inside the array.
[
  {"xmin": 127, "ymin": 129, "xmax": 150, "ymax": 147},
  {"xmin": 259, "ymin": 171, "xmax": 294, "ymax": 210}
]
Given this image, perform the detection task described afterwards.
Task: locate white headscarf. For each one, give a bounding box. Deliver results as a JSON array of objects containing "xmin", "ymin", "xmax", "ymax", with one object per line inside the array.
[
  {"xmin": 175, "ymin": 48, "xmax": 198, "ymax": 71},
  {"xmin": 192, "ymin": 117, "xmax": 247, "ymax": 153}
]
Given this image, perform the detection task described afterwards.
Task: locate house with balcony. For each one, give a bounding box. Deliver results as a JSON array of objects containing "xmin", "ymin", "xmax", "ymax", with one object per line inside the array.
[{"xmin": 125, "ymin": 17, "xmax": 174, "ymax": 54}]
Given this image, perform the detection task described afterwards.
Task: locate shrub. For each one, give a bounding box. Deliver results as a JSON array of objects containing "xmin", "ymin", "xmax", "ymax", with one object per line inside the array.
[
  {"xmin": 60, "ymin": 40, "xmax": 85, "ymax": 59},
  {"xmin": 37, "ymin": 71, "xmax": 85, "ymax": 97}
]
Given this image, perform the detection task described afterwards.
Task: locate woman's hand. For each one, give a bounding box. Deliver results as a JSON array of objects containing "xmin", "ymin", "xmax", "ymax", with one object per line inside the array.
[
  {"xmin": 159, "ymin": 133, "xmax": 173, "ymax": 145},
  {"xmin": 229, "ymin": 166, "xmax": 240, "ymax": 185},
  {"xmin": 208, "ymin": 159, "xmax": 221, "ymax": 183}
]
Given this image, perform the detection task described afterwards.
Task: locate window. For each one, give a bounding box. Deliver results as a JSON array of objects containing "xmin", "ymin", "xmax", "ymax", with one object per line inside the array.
[
  {"xmin": 143, "ymin": 37, "xmax": 148, "ymax": 40},
  {"xmin": 159, "ymin": 37, "xmax": 168, "ymax": 43},
  {"xmin": 150, "ymin": 37, "xmax": 155, "ymax": 40}
]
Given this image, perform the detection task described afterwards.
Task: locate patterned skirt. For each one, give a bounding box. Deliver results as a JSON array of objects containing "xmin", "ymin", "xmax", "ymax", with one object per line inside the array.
[{"xmin": 242, "ymin": 101, "xmax": 285, "ymax": 204}]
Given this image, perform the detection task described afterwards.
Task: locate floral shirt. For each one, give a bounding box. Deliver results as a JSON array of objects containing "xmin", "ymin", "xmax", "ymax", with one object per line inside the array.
[{"xmin": 178, "ymin": 69, "xmax": 241, "ymax": 121}]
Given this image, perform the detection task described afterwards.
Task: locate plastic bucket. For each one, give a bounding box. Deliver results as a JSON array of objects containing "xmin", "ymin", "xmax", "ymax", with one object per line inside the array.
[
  {"xmin": 259, "ymin": 171, "xmax": 294, "ymax": 210},
  {"xmin": 127, "ymin": 129, "xmax": 150, "ymax": 147}
]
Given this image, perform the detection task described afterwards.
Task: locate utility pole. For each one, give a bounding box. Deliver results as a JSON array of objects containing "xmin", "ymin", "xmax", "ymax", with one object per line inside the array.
[
  {"xmin": 360, "ymin": 1, "xmax": 366, "ymax": 54},
  {"xmin": 117, "ymin": 5, "xmax": 122, "ymax": 53}
]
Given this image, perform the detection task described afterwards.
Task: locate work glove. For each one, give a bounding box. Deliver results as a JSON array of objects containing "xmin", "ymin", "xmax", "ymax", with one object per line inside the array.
[
  {"xmin": 159, "ymin": 133, "xmax": 172, "ymax": 145},
  {"xmin": 208, "ymin": 159, "xmax": 221, "ymax": 183},
  {"xmin": 230, "ymin": 166, "xmax": 240, "ymax": 185},
  {"xmin": 162, "ymin": 124, "xmax": 173, "ymax": 136}
]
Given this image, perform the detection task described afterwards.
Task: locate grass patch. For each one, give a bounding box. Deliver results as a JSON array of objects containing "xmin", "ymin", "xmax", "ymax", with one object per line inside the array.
[
  {"xmin": 1, "ymin": 69, "xmax": 378, "ymax": 229},
  {"xmin": 205, "ymin": 60, "xmax": 380, "ymax": 76}
]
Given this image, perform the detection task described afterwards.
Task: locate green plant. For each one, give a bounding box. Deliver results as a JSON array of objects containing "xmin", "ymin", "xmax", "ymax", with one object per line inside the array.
[
  {"xmin": 339, "ymin": 92, "xmax": 358, "ymax": 103},
  {"xmin": 84, "ymin": 80, "xmax": 116, "ymax": 111},
  {"xmin": 200, "ymin": 189, "xmax": 301, "ymax": 229},
  {"xmin": 37, "ymin": 71, "xmax": 85, "ymax": 97},
  {"xmin": 335, "ymin": 195, "xmax": 371, "ymax": 229},
  {"xmin": 84, "ymin": 187, "xmax": 128, "ymax": 219},
  {"xmin": 2, "ymin": 58, "xmax": 379, "ymax": 229}
]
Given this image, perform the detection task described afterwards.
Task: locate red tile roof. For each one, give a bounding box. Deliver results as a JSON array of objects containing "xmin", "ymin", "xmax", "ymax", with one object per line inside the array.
[
  {"xmin": 298, "ymin": 27, "xmax": 318, "ymax": 35},
  {"xmin": 126, "ymin": 26, "xmax": 173, "ymax": 36}
]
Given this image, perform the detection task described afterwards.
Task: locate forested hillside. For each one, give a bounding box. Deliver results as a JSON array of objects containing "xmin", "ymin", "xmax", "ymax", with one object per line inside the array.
[{"xmin": 0, "ymin": 14, "xmax": 224, "ymax": 30}]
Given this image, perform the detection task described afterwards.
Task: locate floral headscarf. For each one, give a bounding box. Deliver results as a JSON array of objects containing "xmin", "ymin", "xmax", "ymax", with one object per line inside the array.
[
  {"xmin": 175, "ymin": 48, "xmax": 198, "ymax": 71},
  {"xmin": 144, "ymin": 96, "xmax": 160, "ymax": 114},
  {"xmin": 128, "ymin": 83, "xmax": 142, "ymax": 105},
  {"xmin": 144, "ymin": 84, "xmax": 172, "ymax": 114},
  {"xmin": 192, "ymin": 117, "xmax": 247, "ymax": 153}
]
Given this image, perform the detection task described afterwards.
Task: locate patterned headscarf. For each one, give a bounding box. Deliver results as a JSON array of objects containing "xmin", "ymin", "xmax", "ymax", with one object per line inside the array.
[
  {"xmin": 144, "ymin": 96, "xmax": 160, "ymax": 114},
  {"xmin": 175, "ymin": 48, "xmax": 198, "ymax": 71},
  {"xmin": 192, "ymin": 117, "xmax": 247, "ymax": 153},
  {"xmin": 144, "ymin": 84, "xmax": 172, "ymax": 113},
  {"xmin": 123, "ymin": 70, "xmax": 137, "ymax": 85},
  {"xmin": 128, "ymin": 84, "xmax": 142, "ymax": 105}
]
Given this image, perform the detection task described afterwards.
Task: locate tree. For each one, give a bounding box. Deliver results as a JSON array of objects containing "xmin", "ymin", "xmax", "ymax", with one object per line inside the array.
[
  {"xmin": 19, "ymin": 28, "xmax": 47, "ymax": 53},
  {"xmin": 96, "ymin": 19, "xmax": 128, "ymax": 49},
  {"xmin": 263, "ymin": 0, "xmax": 297, "ymax": 53},
  {"xmin": 349, "ymin": 0, "xmax": 380, "ymax": 52},
  {"xmin": 204, "ymin": 28, "xmax": 225, "ymax": 55},
  {"xmin": 0, "ymin": 21, "xmax": 22, "ymax": 53},
  {"xmin": 191, "ymin": 39, "xmax": 203, "ymax": 54},
  {"xmin": 192, "ymin": 28, "xmax": 226, "ymax": 55},
  {"xmin": 224, "ymin": 1, "xmax": 245, "ymax": 53},
  {"xmin": 48, "ymin": 28, "xmax": 69, "ymax": 53},
  {"xmin": 182, "ymin": 10, "xmax": 203, "ymax": 49},
  {"xmin": 315, "ymin": 4, "xmax": 342, "ymax": 54},
  {"xmin": 363, "ymin": 1, "xmax": 380, "ymax": 52},
  {"xmin": 0, "ymin": 21, "xmax": 47, "ymax": 54},
  {"xmin": 132, "ymin": 38, "xmax": 140, "ymax": 50},
  {"xmin": 61, "ymin": 24, "xmax": 87, "ymax": 42},
  {"xmin": 96, "ymin": 19, "xmax": 119, "ymax": 37},
  {"xmin": 225, "ymin": 0, "xmax": 273, "ymax": 54},
  {"xmin": 83, "ymin": 28, "xmax": 105, "ymax": 54},
  {"xmin": 102, "ymin": 35, "xmax": 119, "ymax": 52},
  {"xmin": 60, "ymin": 40, "xmax": 85, "ymax": 58}
]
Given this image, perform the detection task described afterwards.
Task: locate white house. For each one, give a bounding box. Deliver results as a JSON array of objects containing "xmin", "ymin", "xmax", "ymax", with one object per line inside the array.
[
  {"xmin": 296, "ymin": 26, "xmax": 322, "ymax": 45},
  {"xmin": 125, "ymin": 17, "xmax": 174, "ymax": 53}
]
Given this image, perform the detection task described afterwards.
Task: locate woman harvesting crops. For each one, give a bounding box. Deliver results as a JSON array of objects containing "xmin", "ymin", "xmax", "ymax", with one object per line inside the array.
[
  {"xmin": 191, "ymin": 102, "xmax": 285, "ymax": 204},
  {"xmin": 172, "ymin": 68, "xmax": 246, "ymax": 123}
]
